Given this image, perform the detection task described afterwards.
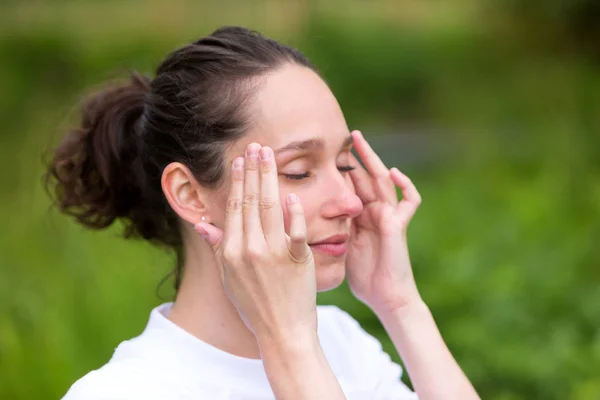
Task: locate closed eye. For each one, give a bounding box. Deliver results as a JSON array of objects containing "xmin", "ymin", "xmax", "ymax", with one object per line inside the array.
[
  {"xmin": 338, "ymin": 165, "xmax": 356, "ymax": 173},
  {"xmin": 283, "ymin": 172, "xmax": 311, "ymax": 180},
  {"xmin": 283, "ymin": 165, "xmax": 356, "ymax": 181}
]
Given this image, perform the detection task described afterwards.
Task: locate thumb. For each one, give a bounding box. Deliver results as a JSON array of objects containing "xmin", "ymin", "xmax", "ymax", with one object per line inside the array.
[
  {"xmin": 285, "ymin": 193, "xmax": 312, "ymax": 263},
  {"xmin": 194, "ymin": 222, "xmax": 224, "ymax": 253}
]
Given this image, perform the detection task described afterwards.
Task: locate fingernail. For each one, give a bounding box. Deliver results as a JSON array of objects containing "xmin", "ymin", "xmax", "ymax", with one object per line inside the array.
[
  {"xmin": 233, "ymin": 157, "xmax": 244, "ymax": 169},
  {"xmin": 194, "ymin": 223, "xmax": 209, "ymax": 240},
  {"xmin": 391, "ymin": 167, "xmax": 403, "ymax": 176},
  {"xmin": 259, "ymin": 147, "xmax": 272, "ymax": 161},
  {"xmin": 287, "ymin": 193, "xmax": 299, "ymax": 204},
  {"xmin": 246, "ymin": 143, "xmax": 260, "ymax": 158}
]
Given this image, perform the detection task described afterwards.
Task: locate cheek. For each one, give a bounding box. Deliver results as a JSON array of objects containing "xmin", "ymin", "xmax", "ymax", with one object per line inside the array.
[{"xmin": 211, "ymin": 185, "xmax": 231, "ymax": 228}]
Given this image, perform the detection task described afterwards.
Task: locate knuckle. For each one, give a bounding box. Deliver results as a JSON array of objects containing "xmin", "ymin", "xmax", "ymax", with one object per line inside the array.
[
  {"xmin": 245, "ymin": 244, "xmax": 264, "ymax": 260},
  {"xmin": 260, "ymin": 159, "xmax": 274, "ymax": 173},
  {"xmin": 379, "ymin": 177, "xmax": 394, "ymax": 189},
  {"xmin": 259, "ymin": 196, "xmax": 278, "ymax": 210},
  {"xmin": 226, "ymin": 198, "xmax": 242, "ymax": 212},
  {"xmin": 242, "ymin": 193, "xmax": 258, "ymax": 207},
  {"xmin": 245, "ymin": 157, "xmax": 259, "ymax": 170},
  {"xmin": 291, "ymin": 207, "xmax": 304, "ymax": 218},
  {"xmin": 290, "ymin": 232, "xmax": 306, "ymax": 244},
  {"xmin": 222, "ymin": 248, "xmax": 238, "ymax": 265},
  {"xmin": 231, "ymin": 167, "xmax": 244, "ymax": 182}
]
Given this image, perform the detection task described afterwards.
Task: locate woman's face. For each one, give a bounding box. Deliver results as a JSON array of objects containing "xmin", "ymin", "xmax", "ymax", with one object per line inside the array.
[{"xmin": 215, "ymin": 63, "xmax": 363, "ymax": 291}]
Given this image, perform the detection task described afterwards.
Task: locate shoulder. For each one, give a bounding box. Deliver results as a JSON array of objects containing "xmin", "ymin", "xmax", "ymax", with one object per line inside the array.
[
  {"xmin": 317, "ymin": 305, "xmax": 418, "ymax": 399},
  {"xmin": 316, "ymin": 304, "xmax": 374, "ymax": 347},
  {"xmin": 317, "ymin": 305, "xmax": 384, "ymax": 370},
  {"xmin": 318, "ymin": 305, "xmax": 396, "ymax": 367},
  {"xmin": 61, "ymin": 359, "xmax": 169, "ymax": 400}
]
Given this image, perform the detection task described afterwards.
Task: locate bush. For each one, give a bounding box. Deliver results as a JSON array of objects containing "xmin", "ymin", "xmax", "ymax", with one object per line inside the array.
[{"xmin": 1, "ymin": 6, "xmax": 598, "ymax": 399}]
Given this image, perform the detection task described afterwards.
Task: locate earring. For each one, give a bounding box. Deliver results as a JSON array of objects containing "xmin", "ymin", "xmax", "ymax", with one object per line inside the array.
[{"xmin": 201, "ymin": 216, "xmax": 206, "ymax": 221}]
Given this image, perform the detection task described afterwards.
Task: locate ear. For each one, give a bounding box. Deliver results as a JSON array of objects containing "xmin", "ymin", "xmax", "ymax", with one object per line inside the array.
[{"xmin": 161, "ymin": 162, "xmax": 209, "ymax": 225}]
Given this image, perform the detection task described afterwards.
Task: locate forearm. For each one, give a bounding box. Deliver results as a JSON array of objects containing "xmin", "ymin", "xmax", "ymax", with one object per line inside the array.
[
  {"xmin": 258, "ymin": 333, "xmax": 346, "ymax": 400},
  {"xmin": 376, "ymin": 300, "xmax": 480, "ymax": 400}
]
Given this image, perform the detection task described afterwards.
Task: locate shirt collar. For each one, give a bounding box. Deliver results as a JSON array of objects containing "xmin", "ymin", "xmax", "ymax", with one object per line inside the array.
[{"xmin": 140, "ymin": 302, "xmax": 272, "ymax": 392}]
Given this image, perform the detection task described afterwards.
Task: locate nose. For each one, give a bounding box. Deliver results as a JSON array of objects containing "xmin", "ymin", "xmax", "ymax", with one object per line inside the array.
[{"xmin": 320, "ymin": 172, "xmax": 363, "ymax": 219}]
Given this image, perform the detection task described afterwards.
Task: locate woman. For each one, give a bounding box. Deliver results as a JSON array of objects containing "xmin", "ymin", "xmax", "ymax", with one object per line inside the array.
[{"xmin": 49, "ymin": 26, "xmax": 479, "ymax": 399}]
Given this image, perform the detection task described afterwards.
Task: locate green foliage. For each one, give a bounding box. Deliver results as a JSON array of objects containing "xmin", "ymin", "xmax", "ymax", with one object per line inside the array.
[{"xmin": 1, "ymin": 3, "xmax": 598, "ymax": 399}]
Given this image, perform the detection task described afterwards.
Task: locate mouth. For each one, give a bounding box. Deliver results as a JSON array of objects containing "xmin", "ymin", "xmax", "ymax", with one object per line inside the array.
[{"xmin": 308, "ymin": 234, "xmax": 350, "ymax": 257}]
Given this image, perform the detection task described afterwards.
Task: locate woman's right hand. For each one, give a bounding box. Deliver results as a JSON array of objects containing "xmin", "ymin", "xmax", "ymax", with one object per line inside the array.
[{"xmin": 193, "ymin": 143, "xmax": 318, "ymax": 347}]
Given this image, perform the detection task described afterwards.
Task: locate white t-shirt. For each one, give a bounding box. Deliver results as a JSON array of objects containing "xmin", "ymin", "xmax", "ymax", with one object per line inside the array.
[{"xmin": 63, "ymin": 303, "xmax": 418, "ymax": 399}]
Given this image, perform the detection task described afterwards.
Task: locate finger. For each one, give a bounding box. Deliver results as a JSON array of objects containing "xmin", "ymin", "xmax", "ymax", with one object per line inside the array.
[
  {"xmin": 352, "ymin": 130, "xmax": 397, "ymax": 204},
  {"xmin": 348, "ymin": 153, "xmax": 377, "ymax": 204},
  {"xmin": 390, "ymin": 168, "xmax": 422, "ymax": 221},
  {"xmin": 224, "ymin": 156, "xmax": 244, "ymax": 246},
  {"xmin": 286, "ymin": 193, "xmax": 311, "ymax": 263},
  {"xmin": 194, "ymin": 222, "xmax": 224, "ymax": 252},
  {"xmin": 351, "ymin": 130, "xmax": 389, "ymax": 177},
  {"xmin": 243, "ymin": 143, "xmax": 263, "ymax": 238},
  {"xmin": 259, "ymin": 146, "xmax": 286, "ymax": 247},
  {"xmin": 194, "ymin": 221, "xmax": 225, "ymax": 283}
]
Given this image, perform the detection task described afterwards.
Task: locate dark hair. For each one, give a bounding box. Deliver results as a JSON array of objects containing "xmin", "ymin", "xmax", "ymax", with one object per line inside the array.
[{"xmin": 44, "ymin": 26, "xmax": 317, "ymax": 291}]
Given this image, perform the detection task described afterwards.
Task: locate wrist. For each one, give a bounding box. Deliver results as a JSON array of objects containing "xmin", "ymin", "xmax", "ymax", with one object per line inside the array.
[
  {"xmin": 258, "ymin": 329, "xmax": 326, "ymax": 382},
  {"xmin": 375, "ymin": 297, "xmax": 430, "ymax": 328},
  {"xmin": 257, "ymin": 329, "xmax": 346, "ymax": 399},
  {"xmin": 257, "ymin": 328, "xmax": 321, "ymax": 362}
]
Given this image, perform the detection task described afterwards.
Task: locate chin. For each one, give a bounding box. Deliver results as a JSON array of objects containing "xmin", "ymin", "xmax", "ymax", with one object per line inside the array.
[{"xmin": 314, "ymin": 256, "xmax": 346, "ymax": 292}]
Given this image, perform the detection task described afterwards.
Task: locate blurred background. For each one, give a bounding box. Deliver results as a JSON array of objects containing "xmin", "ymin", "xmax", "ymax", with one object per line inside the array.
[{"xmin": 1, "ymin": 0, "xmax": 599, "ymax": 399}]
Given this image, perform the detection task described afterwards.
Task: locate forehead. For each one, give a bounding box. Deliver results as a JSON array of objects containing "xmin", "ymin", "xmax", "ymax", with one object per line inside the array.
[{"xmin": 235, "ymin": 64, "xmax": 349, "ymax": 154}]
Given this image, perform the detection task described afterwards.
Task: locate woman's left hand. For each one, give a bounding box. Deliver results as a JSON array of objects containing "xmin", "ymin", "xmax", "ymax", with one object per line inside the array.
[{"xmin": 346, "ymin": 130, "xmax": 423, "ymax": 316}]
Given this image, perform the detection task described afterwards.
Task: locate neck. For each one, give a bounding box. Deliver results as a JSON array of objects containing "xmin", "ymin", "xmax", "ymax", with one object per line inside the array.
[{"xmin": 167, "ymin": 238, "xmax": 261, "ymax": 360}]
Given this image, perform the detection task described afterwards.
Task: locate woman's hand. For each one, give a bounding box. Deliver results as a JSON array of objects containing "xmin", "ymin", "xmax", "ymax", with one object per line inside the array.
[
  {"xmin": 193, "ymin": 143, "xmax": 318, "ymax": 346},
  {"xmin": 346, "ymin": 130, "xmax": 423, "ymax": 316},
  {"xmin": 195, "ymin": 143, "xmax": 348, "ymax": 400},
  {"xmin": 347, "ymin": 132, "xmax": 480, "ymax": 399}
]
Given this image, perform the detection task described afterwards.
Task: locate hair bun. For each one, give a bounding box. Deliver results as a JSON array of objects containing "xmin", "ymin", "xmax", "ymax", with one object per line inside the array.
[{"xmin": 45, "ymin": 70, "xmax": 151, "ymax": 230}]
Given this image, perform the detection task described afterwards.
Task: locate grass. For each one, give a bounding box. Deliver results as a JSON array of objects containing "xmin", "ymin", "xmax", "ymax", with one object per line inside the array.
[{"xmin": 1, "ymin": 2, "xmax": 600, "ymax": 398}]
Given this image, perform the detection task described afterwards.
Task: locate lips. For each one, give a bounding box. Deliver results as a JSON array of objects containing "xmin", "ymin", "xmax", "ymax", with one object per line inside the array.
[{"xmin": 309, "ymin": 234, "xmax": 350, "ymax": 256}]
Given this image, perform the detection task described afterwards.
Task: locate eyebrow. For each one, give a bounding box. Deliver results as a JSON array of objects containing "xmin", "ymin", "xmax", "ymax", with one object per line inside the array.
[{"xmin": 274, "ymin": 134, "xmax": 353, "ymax": 156}]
